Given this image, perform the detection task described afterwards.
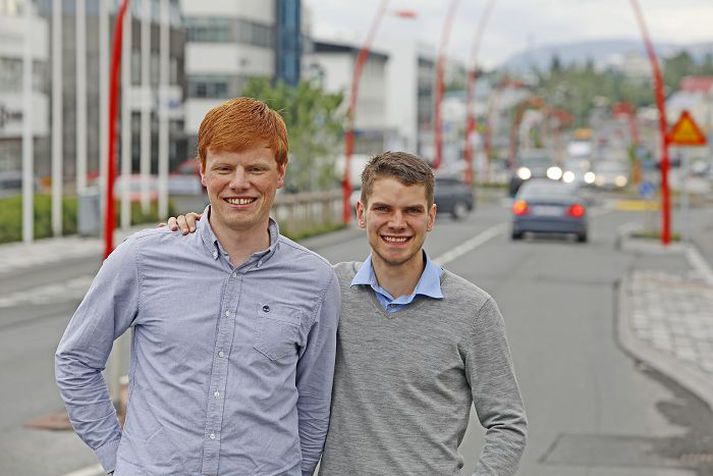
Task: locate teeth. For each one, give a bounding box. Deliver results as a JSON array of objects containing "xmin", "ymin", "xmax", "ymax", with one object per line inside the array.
[
  {"xmin": 226, "ymin": 198, "xmax": 255, "ymax": 205},
  {"xmin": 383, "ymin": 236, "xmax": 408, "ymax": 243}
]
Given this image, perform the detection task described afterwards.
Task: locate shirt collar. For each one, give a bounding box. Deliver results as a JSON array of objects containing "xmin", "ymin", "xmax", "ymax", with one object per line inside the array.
[
  {"xmin": 351, "ymin": 251, "xmax": 444, "ymax": 300},
  {"xmin": 198, "ymin": 205, "xmax": 280, "ymax": 263}
]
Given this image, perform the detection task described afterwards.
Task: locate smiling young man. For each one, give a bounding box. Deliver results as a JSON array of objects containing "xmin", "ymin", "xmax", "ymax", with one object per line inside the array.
[
  {"xmin": 169, "ymin": 151, "xmax": 527, "ymax": 474},
  {"xmin": 55, "ymin": 97, "xmax": 340, "ymax": 475}
]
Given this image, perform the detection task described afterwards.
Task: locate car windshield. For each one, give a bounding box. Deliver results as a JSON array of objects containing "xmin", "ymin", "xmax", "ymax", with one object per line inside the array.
[{"xmin": 518, "ymin": 181, "xmax": 577, "ymax": 199}]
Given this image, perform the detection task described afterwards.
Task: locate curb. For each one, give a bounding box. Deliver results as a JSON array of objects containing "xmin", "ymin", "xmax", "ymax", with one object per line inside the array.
[{"xmin": 617, "ymin": 275, "xmax": 713, "ymax": 412}]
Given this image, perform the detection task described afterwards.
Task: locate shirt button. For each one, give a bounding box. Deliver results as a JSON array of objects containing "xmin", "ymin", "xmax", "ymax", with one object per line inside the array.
[
  {"xmin": 257, "ymin": 260, "xmax": 263, "ymax": 267},
  {"xmin": 232, "ymin": 271, "xmax": 237, "ymax": 277},
  {"xmin": 214, "ymin": 391, "xmax": 220, "ymax": 398},
  {"xmin": 212, "ymin": 251, "xmax": 218, "ymax": 258},
  {"xmin": 224, "ymin": 310, "xmax": 230, "ymax": 318},
  {"xmin": 209, "ymin": 433, "xmax": 216, "ymax": 440},
  {"xmin": 218, "ymin": 350, "xmax": 225, "ymax": 358}
]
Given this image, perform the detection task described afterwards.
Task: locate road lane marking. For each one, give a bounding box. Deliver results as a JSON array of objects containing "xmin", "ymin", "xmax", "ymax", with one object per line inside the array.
[
  {"xmin": 60, "ymin": 464, "xmax": 104, "ymax": 476},
  {"xmin": 434, "ymin": 223, "xmax": 507, "ymax": 266},
  {"xmin": 686, "ymin": 245, "xmax": 713, "ymax": 285},
  {"xmin": 0, "ymin": 276, "xmax": 93, "ymax": 309}
]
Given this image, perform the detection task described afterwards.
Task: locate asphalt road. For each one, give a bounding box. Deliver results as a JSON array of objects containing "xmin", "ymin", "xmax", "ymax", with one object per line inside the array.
[{"xmin": 1, "ymin": 196, "xmax": 711, "ymax": 475}]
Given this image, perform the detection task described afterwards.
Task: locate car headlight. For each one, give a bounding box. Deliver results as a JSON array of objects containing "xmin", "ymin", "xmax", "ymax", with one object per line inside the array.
[
  {"xmin": 584, "ymin": 171, "xmax": 595, "ymax": 184},
  {"xmin": 546, "ymin": 166, "xmax": 563, "ymax": 180},
  {"xmin": 517, "ymin": 167, "xmax": 532, "ymax": 180},
  {"xmin": 562, "ymin": 171, "xmax": 575, "ymax": 183},
  {"xmin": 615, "ymin": 175, "xmax": 628, "ymax": 187}
]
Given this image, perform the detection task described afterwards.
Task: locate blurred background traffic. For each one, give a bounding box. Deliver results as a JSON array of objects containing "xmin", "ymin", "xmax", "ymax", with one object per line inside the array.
[{"xmin": 2, "ymin": 1, "xmax": 713, "ymax": 475}]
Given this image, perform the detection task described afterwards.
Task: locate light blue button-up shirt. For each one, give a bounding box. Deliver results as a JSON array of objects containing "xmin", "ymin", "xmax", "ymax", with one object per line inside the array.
[
  {"xmin": 56, "ymin": 209, "xmax": 340, "ymax": 476},
  {"xmin": 351, "ymin": 252, "xmax": 444, "ymax": 313}
]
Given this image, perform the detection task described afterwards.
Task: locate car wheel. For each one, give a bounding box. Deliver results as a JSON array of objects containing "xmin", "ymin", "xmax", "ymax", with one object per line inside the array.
[
  {"xmin": 511, "ymin": 231, "xmax": 523, "ymax": 240},
  {"xmin": 451, "ymin": 201, "xmax": 469, "ymax": 220},
  {"xmin": 577, "ymin": 232, "xmax": 588, "ymax": 243}
]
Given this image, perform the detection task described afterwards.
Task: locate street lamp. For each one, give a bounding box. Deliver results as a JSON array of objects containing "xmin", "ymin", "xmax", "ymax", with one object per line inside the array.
[
  {"xmin": 341, "ymin": 1, "xmax": 417, "ymax": 224},
  {"xmin": 630, "ymin": 0, "xmax": 671, "ymax": 245},
  {"xmin": 463, "ymin": 0, "xmax": 496, "ymax": 185},
  {"xmin": 432, "ymin": 0, "xmax": 460, "ymax": 170}
]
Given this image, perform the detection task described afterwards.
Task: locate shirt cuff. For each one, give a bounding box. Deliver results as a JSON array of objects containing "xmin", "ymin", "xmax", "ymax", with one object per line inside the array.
[{"xmin": 95, "ymin": 437, "xmax": 121, "ymax": 473}]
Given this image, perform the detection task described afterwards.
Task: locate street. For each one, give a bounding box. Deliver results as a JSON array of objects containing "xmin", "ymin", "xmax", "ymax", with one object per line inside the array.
[{"xmin": 1, "ymin": 194, "xmax": 712, "ymax": 475}]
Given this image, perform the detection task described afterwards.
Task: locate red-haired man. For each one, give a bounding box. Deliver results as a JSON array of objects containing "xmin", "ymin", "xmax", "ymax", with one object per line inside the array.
[{"xmin": 56, "ymin": 98, "xmax": 340, "ymax": 475}]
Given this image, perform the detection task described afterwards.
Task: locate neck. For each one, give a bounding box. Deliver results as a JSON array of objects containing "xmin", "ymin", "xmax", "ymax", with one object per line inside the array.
[
  {"xmin": 371, "ymin": 251, "xmax": 425, "ymax": 299},
  {"xmin": 209, "ymin": 215, "xmax": 271, "ymax": 267}
]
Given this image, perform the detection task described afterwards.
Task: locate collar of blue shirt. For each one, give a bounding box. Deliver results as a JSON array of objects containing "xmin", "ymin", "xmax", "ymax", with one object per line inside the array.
[
  {"xmin": 351, "ymin": 251, "xmax": 444, "ymax": 312},
  {"xmin": 197, "ymin": 205, "xmax": 279, "ymax": 265}
]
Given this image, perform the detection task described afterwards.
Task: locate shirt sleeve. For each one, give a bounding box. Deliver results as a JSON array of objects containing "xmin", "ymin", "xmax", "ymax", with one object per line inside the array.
[
  {"xmin": 55, "ymin": 237, "xmax": 141, "ymax": 473},
  {"xmin": 465, "ymin": 297, "xmax": 528, "ymax": 476},
  {"xmin": 295, "ymin": 270, "xmax": 341, "ymax": 475}
]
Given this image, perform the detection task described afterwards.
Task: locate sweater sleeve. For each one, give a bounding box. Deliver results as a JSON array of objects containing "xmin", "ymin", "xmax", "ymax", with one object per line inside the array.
[{"xmin": 464, "ymin": 296, "xmax": 527, "ymax": 476}]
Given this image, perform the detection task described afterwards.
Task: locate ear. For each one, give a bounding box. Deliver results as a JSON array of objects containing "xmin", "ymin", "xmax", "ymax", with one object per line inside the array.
[
  {"xmin": 426, "ymin": 203, "xmax": 436, "ymax": 231},
  {"xmin": 199, "ymin": 162, "xmax": 207, "ymax": 188},
  {"xmin": 276, "ymin": 163, "xmax": 286, "ymax": 189},
  {"xmin": 355, "ymin": 200, "xmax": 367, "ymax": 229}
]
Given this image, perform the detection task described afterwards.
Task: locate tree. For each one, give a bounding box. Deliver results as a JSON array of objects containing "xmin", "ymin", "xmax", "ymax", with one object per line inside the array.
[{"xmin": 241, "ymin": 78, "xmax": 344, "ymax": 192}]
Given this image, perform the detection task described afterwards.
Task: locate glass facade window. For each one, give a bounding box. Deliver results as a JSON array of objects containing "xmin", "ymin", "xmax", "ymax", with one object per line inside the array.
[
  {"xmin": 275, "ymin": 0, "xmax": 301, "ymax": 86},
  {"xmin": 186, "ymin": 16, "xmax": 274, "ymax": 48}
]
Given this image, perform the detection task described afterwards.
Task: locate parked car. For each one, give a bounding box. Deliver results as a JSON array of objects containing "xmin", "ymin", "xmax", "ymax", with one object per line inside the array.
[
  {"xmin": 511, "ymin": 179, "xmax": 588, "ymax": 242},
  {"xmin": 350, "ymin": 176, "xmax": 474, "ymax": 220},
  {"xmin": 509, "ymin": 149, "xmax": 562, "ymax": 196},
  {"xmin": 593, "ymin": 160, "xmax": 629, "ymax": 190}
]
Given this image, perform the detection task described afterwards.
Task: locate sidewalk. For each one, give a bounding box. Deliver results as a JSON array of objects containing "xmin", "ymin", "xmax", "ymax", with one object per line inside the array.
[{"xmin": 618, "ymin": 233, "xmax": 713, "ymax": 412}]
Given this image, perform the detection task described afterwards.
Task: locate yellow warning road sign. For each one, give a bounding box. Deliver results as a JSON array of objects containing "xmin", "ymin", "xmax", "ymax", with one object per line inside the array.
[{"xmin": 669, "ymin": 110, "xmax": 707, "ymax": 146}]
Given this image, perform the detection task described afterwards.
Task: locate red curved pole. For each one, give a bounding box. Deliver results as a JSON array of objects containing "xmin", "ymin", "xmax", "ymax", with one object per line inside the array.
[
  {"xmin": 464, "ymin": 0, "xmax": 496, "ymax": 185},
  {"xmin": 432, "ymin": 0, "xmax": 459, "ymax": 170},
  {"xmin": 631, "ymin": 0, "xmax": 670, "ymax": 245},
  {"xmin": 104, "ymin": 0, "xmax": 130, "ymax": 258},
  {"xmin": 342, "ymin": 0, "xmax": 389, "ymax": 224}
]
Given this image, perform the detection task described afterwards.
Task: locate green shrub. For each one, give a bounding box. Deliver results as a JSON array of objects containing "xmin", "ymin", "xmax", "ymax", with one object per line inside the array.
[{"xmin": 0, "ymin": 194, "xmax": 176, "ymax": 244}]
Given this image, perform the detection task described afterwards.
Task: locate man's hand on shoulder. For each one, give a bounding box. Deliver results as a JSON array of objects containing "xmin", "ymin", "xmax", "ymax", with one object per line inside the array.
[{"xmin": 165, "ymin": 212, "xmax": 202, "ymax": 235}]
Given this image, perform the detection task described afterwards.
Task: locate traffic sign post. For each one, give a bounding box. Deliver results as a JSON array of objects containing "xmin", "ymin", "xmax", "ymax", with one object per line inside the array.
[{"xmin": 668, "ymin": 110, "xmax": 707, "ymax": 245}]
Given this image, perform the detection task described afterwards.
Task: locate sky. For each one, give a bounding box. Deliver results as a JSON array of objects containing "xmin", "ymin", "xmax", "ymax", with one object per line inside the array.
[{"xmin": 305, "ymin": 0, "xmax": 713, "ymax": 69}]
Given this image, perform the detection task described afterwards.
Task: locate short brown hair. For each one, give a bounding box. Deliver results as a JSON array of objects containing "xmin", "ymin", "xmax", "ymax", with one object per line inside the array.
[
  {"xmin": 360, "ymin": 151, "xmax": 434, "ymax": 207},
  {"xmin": 197, "ymin": 97, "xmax": 288, "ymax": 169}
]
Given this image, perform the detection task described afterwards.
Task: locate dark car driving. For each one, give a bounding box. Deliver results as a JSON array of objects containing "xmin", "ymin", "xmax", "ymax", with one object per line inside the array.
[
  {"xmin": 511, "ymin": 179, "xmax": 588, "ymax": 242},
  {"xmin": 508, "ymin": 149, "xmax": 562, "ymax": 197},
  {"xmin": 434, "ymin": 176, "xmax": 475, "ymax": 219}
]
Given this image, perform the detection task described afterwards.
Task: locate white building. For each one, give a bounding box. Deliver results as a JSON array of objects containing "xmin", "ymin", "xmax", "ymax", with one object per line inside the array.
[{"xmin": 0, "ymin": 0, "xmax": 48, "ymax": 172}]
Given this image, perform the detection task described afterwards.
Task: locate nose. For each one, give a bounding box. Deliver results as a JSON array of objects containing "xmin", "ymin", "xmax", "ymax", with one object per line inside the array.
[
  {"xmin": 229, "ymin": 167, "xmax": 249, "ymax": 190},
  {"xmin": 387, "ymin": 211, "xmax": 406, "ymax": 229}
]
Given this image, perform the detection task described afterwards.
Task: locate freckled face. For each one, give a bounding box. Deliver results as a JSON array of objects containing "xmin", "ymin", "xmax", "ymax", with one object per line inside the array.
[
  {"xmin": 356, "ymin": 177, "xmax": 436, "ymax": 270},
  {"xmin": 200, "ymin": 146, "xmax": 285, "ymax": 236}
]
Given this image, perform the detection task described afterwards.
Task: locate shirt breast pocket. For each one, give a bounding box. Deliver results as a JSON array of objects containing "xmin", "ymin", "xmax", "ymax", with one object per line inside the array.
[{"xmin": 253, "ymin": 302, "xmax": 306, "ymax": 361}]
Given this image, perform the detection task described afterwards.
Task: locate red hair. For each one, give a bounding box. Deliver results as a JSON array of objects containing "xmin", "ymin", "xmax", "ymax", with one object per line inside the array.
[{"xmin": 197, "ymin": 97, "xmax": 288, "ymax": 169}]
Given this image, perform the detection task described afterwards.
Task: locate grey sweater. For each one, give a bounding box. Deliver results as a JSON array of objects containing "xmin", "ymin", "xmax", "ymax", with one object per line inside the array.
[{"xmin": 319, "ymin": 261, "xmax": 527, "ymax": 475}]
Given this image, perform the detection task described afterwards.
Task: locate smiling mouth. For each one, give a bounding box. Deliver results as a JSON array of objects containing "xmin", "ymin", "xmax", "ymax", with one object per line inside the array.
[
  {"xmin": 381, "ymin": 235, "xmax": 410, "ymax": 244},
  {"xmin": 224, "ymin": 197, "xmax": 257, "ymax": 206}
]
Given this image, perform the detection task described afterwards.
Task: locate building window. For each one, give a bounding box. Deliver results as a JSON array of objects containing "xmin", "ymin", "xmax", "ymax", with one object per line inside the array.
[
  {"xmin": 186, "ymin": 16, "xmax": 274, "ymax": 48},
  {"xmin": 188, "ymin": 75, "xmax": 230, "ymax": 99}
]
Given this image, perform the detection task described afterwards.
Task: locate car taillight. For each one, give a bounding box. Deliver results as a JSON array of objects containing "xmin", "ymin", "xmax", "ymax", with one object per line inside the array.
[
  {"xmin": 512, "ymin": 200, "xmax": 529, "ymax": 215},
  {"xmin": 568, "ymin": 203, "xmax": 585, "ymax": 218}
]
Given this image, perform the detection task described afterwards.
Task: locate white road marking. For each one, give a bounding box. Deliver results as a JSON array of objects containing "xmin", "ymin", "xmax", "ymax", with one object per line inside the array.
[
  {"xmin": 59, "ymin": 464, "xmax": 104, "ymax": 476},
  {"xmin": 434, "ymin": 223, "xmax": 507, "ymax": 266},
  {"xmin": 0, "ymin": 276, "xmax": 93, "ymax": 309}
]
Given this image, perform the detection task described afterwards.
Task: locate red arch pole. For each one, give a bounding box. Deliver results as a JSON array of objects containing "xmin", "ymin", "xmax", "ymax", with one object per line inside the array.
[
  {"xmin": 342, "ymin": 0, "xmax": 389, "ymax": 224},
  {"xmin": 464, "ymin": 0, "xmax": 496, "ymax": 185},
  {"xmin": 630, "ymin": 0, "xmax": 671, "ymax": 245},
  {"xmin": 432, "ymin": 0, "xmax": 460, "ymax": 170},
  {"xmin": 104, "ymin": 0, "xmax": 130, "ymax": 258}
]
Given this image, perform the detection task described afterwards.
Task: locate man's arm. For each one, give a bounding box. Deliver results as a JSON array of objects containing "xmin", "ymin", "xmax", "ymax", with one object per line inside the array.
[
  {"xmin": 295, "ymin": 271, "xmax": 341, "ymax": 475},
  {"xmin": 466, "ymin": 297, "xmax": 527, "ymax": 476},
  {"xmin": 55, "ymin": 238, "xmax": 141, "ymax": 473}
]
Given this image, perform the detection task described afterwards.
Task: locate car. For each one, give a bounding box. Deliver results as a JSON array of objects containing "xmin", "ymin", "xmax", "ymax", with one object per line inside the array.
[
  {"xmin": 562, "ymin": 158, "xmax": 595, "ymax": 186},
  {"xmin": 511, "ymin": 179, "xmax": 588, "ymax": 242},
  {"xmin": 433, "ymin": 176, "xmax": 475, "ymax": 219},
  {"xmin": 593, "ymin": 160, "xmax": 629, "ymax": 190},
  {"xmin": 350, "ymin": 176, "xmax": 475, "ymax": 220},
  {"xmin": 508, "ymin": 149, "xmax": 562, "ymax": 196}
]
